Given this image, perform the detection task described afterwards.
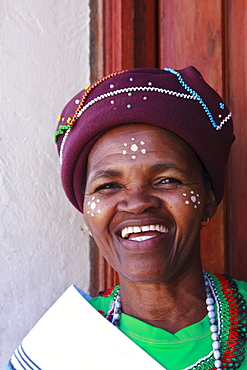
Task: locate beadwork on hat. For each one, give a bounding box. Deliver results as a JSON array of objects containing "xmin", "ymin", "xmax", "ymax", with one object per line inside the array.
[{"xmin": 55, "ymin": 67, "xmax": 234, "ymax": 212}]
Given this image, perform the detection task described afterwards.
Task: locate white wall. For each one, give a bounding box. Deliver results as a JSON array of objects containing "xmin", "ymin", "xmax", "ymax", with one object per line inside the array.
[{"xmin": 0, "ymin": 0, "xmax": 90, "ymax": 366}]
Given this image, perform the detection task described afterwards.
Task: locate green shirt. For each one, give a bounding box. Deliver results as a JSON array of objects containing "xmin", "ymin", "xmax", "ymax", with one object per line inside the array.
[{"xmin": 89, "ymin": 278, "xmax": 247, "ymax": 369}]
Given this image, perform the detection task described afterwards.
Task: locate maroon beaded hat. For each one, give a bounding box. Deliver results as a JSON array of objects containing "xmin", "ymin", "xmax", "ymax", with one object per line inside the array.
[{"xmin": 55, "ymin": 67, "xmax": 234, "ymax": 212}]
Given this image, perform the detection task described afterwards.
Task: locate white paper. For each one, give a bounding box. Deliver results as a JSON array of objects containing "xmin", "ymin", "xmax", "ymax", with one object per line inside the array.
[{"xmin": 21, "ymin": 285, "xmax": 164, "ymax": 369}]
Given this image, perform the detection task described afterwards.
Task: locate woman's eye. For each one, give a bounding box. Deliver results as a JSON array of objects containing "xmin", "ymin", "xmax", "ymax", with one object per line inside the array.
[
  {"xmin": 155, "ymin": 178, "xmax": 181, "ymax": 188},
  {"xmin": 95, "ymin": 182, "xmax": 122, "ymax": 192}
]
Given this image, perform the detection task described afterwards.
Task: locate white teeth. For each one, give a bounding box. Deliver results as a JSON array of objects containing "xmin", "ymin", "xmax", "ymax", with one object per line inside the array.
[
  {"xmin": 127, "ymin": 226, "xmax": 134, "ymax": 236},
  {"xmin": 121, "ymin": 226, "xmax": 133, "ymax": 239},
  {"xmin": 141, "ymin": 225, "xmax": 150, "ymax": 232},
  {"xmin": 133, "ymin": 226, "xmax": 141, "ymax": 233},
  {"xmin": 162, "ymin": 225, "xmax": 169, "ymax": 233},
  {"xmin": 121, "ymin": 224, "xmax": 169, "ymax": 239},
  {"xmin": 129, "ymin": 235, "xmax": 155, "ymax": 242}
]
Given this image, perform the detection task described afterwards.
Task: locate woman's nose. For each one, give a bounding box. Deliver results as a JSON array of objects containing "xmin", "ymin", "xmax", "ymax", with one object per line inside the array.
[{"xmin": 117, "ymin": 189, "xmax": 161, "ymax": 214}]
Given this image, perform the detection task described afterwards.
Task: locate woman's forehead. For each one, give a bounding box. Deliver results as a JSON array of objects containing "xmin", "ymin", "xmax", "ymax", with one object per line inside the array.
[
  {"xmin": 91, "ymin": 123, "xmax": 180, "ymax": 151},
  {"xmin": 87, "ymin": 123, "xmax": 202, "ymax": 173}
]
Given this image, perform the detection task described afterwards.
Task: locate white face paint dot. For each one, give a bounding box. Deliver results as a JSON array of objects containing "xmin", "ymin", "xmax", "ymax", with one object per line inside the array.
[
  {"xmin": 92, "ymin": 196, "xmax": 95, "ymax": 200},
  {"xmin": 90, "ymin": 202, "xmax": 96, "ymax": 211},
  {"xmin": 97, "ymin": 209, "xmax": 101, "ymax": 213},
  {"xmin": 96, "ymin": 199, "xmax": 100, "ymax": 203},
  {"xmin": 130, "ymin": 144, "xmax": 138, "ymax": 152},
  {"xmin": 183, "ymin": 191, "xmax": 201, "ymax": 209},
  {"xmin": 122, "ymin": 139, "xmax": 147, "ymax": 159},
  {"xmin": 91, "ymin": 213, "xmax": 94, "ymax": 217},
  {"xmin": 87, "ymin": 211, "xmax": 90, "ymax": 214},
  {"xmin": 87, "ymin": 201, "xmax": 90, "ymax": 205}
]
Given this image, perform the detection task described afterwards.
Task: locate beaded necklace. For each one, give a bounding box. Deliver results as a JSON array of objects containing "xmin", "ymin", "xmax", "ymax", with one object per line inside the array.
[{"xmin": 101, "ymin": 273, "xmax": 246, "ymax": 370}]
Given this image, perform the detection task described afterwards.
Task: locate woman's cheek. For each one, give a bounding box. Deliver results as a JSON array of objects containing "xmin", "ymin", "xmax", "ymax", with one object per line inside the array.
[
  {"xmin": 85, "ymin": 195, "xmax": 102, "ymax": 217},
  {"xmin": 84, "ymin": 195, "xmax": 111, "ymax": 233},
  {"xmin": 165, "ymin": 190, "xmax": 202, "ymax": 212},
  {"xmin": 182, "ymin": 191, "xmax": 201, "ymax": 210}
]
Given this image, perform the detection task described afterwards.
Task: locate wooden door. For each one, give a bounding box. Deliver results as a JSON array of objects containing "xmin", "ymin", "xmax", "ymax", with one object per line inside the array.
[{"xmin": 89, "ymin": 0, "xmax": 247, "ymax": 296}]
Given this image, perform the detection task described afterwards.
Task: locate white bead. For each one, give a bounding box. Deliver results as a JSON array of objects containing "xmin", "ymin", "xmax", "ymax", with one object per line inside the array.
[
  {"xmin": 215, "ymin": 359, "xmax": 222, "ymax": 368},
  {"xmin": 206, "ymin": 297, "xmax": 214, "ymax": 305},
  {"xmin": 213, "ymin": 349, "xmax": 221, "ymax": 359},
  {"xmin": 207, "ymin": 304, "xmax": 215, "ymax": 311},
  {"xmin": 116, "ymin": 301, "xmax": 121, "ymax": 309},
  {"xmin": 208, "ymin": 310, "xmax": 216, "ymax": 318},
  {"xmin": 210, "ymin": 318, "xmax": 216, "ymax": 324},
  {"xmin": 211, "ymin": 333, "xmax": 219, "ymax": 341},
  {"xmin": 213, "ymin": 341, "xmax": 221, "ymax": 350},
  {"xmin": 210, "ymin": 324, "xmax": 218, "ymax": 333}
]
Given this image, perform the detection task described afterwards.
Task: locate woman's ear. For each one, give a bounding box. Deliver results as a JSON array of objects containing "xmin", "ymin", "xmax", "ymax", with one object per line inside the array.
[{"xmin": 203, "ymin": 182, "xmax": 217, "ymax": 221}]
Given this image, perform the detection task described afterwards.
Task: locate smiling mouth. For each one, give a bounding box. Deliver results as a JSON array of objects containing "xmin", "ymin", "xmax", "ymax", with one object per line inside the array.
[{"xmin": 121, "ymin": 224, "xmax": 169, "ymax": 241}]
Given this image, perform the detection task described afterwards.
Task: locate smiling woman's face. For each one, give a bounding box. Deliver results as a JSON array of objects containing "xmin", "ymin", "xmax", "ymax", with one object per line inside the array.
[{"xmin": 84, "ymin": 124, "xmax": 216, "ymax": 283}]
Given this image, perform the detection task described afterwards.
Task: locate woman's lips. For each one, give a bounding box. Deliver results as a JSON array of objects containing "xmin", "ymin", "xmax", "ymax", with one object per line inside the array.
[
  {"xmin": 118, "ymin": 224, "xmax": 171, "ymax": 250},
  {"xmin": 117, "ymin": 229, "xmax": 171, "ymax": 252}
]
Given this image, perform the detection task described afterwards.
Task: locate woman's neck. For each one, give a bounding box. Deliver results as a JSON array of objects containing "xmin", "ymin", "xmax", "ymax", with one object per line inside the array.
[{"xmin": 118, "ymin": 268, "xmax": 207, "ymax": 334}]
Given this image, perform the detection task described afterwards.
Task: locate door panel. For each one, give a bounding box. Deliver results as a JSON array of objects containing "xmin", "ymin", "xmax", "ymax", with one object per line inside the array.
[{"xmin": 89, "ymin": 0, "xmax": 247, "ymax": 295}]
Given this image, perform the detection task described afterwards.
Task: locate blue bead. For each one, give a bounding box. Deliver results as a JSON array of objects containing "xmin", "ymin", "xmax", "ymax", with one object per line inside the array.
[{"xmin": 164, "ymin": 67, "xmax": 220, "ymax": 130}]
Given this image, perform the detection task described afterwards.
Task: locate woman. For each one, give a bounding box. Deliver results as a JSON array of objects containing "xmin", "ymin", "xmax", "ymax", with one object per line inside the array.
[{"xmin": 7, "ymin": 67, "xmax": 247, "ymax": 369}]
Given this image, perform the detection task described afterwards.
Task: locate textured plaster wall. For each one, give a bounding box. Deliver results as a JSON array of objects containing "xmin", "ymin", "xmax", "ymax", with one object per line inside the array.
[{"xmin": 0, "ymin": 0, "xmax": 90, "ymax": 365}]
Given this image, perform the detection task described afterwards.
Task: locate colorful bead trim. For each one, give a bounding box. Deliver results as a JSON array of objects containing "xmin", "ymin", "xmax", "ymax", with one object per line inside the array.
[
  {"xmin": 98, "ymin": 274, "xmax": 246, "ymax": 370},
  {"xmin": 56, "ymin": 70, "xmax": 126, "ymax": 164},
  {"xmin": 56, "ymin": 69, "xmax": 232, "ymax": 164},
  {"xmin": 70, "ymin": 71, "xmax": 127, "ymax": 128},
  {"xmin": 164, "ymin": 68, "xmax": 232, "ymax": 131},
  {"xmin": 54, "ymin": 124, "xmax": 71, "ymax": 144}
]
